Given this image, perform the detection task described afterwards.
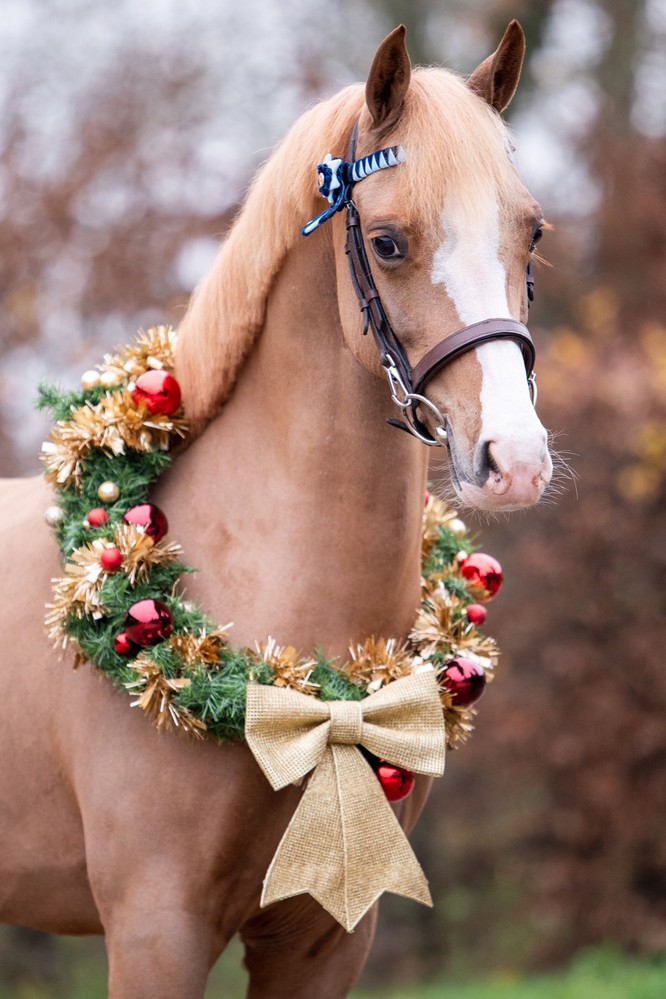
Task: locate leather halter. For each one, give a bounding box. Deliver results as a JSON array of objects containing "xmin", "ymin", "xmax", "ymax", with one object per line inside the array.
[{"xmin": 305, "ymin": 122, "xmax": 538, "ymax": 447}]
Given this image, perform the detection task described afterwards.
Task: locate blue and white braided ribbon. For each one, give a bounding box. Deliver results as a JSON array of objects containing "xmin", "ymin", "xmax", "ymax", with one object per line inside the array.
[
  {"xmin": 350, "ymin": 145, "xmax": 405, "ymax": 182},
  {"xmin": 301, "ymin": 144, "xmax": 405, "ymax": 236}
]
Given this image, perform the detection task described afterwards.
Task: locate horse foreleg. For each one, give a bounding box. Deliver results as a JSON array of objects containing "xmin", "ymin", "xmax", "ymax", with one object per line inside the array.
[
  {"xmin": 104, "ymin": 904, "xmax": 221, "ymax": 999},
  {"xmin": 241, "ymin": 898, "xmax": 378, "ymax": 999}
]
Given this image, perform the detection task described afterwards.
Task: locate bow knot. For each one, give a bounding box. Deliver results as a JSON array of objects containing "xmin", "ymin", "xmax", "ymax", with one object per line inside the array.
[{"xmin": 328, "ymin": 700, "xmax": 363, "ymax": 745}]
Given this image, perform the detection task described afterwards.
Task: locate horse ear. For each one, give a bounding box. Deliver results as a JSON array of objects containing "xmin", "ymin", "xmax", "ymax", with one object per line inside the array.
[
  {"xmin": 467, "ymin": 20, "xmax": 526, "ymax": 114},
  {"xmin": 365, "ymin": 25, "xmax": 411, "ymax": 132}
]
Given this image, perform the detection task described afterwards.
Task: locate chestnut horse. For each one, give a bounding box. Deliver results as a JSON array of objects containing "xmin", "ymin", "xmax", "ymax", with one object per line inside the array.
[{"xmin": 0, "ymin": 22, "xmax": 551, "ymax": 998}]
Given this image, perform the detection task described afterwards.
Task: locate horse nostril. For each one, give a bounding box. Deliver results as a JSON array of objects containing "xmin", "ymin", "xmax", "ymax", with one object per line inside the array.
[{"xmin": 475, "ymin": 440, "xmax": 501, "ymax": 484}]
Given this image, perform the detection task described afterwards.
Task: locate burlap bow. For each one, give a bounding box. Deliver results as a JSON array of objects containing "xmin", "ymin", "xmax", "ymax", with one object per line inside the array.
[{"xmin": 245, "ymin": 670, "xmax": 446, "ymax": 931}]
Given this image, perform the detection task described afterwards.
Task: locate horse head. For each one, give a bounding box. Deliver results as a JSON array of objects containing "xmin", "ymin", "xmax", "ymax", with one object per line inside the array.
[{"xmin": 325, "ymin": 23, "xmax": 552, "ymax": 512}]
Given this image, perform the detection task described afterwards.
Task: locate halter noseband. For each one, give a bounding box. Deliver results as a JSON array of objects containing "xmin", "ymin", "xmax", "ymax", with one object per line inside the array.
[{"xmin": 301, "ymin": 123, "xmax": 537, "ymax": 447}]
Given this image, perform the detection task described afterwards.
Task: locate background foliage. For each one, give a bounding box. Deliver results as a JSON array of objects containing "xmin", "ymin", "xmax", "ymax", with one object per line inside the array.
[{"xmin": 0, "ymin": 0, "xmax": 664, "ymax": 993}]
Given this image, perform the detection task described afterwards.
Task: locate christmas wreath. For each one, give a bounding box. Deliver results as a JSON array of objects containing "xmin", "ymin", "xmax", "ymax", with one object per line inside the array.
[{"xmin": 40, "ymin": 326, "xmax": 502, "ymax": 785}]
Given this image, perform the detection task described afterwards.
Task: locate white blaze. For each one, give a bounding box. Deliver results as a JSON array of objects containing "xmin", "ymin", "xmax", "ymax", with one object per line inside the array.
[
  {"xmin": 431, "ymin": 196, "xmax": 544, "ymax": 455},
  {"xmin": 431, "ymin": 198, "xmax": 508, "ymax": 322}
]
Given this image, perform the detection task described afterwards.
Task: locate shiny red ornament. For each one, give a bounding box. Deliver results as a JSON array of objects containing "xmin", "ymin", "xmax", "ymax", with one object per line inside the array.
[
  {"xmin": 100, "ymin": 546, "xmax": 123, "ymax": 572},
  {"xmin": 123, "ymin": 503, "xmax": 168, "ymax": 542},
  {"xmin": 132, "ymin": 370, "xmax": 182, "ymax": 416},
  {"xmin": 459, "ymin": 552, "xmax": 503, "ymax": 601},
  {"xmin": 440, "ymin": 657, "xmax": 487, "ymax": 708},
  {"xmin": 125, "ymin": 598, "xmax": 174, "ymax": 647},
  {"xmin": 114, "ymin": 632, "xmax": 133, "ymax": 655},
  {"xmin": 86, "ymin": 507, "xmax": 108, "ymax": 528},
  {"xmin": 466, "ymin": 603, "xmax": 487, "ymax": 626},
  {"xmin": 375, "ymin": 761, "xmax": 416, "ymax": 802}
]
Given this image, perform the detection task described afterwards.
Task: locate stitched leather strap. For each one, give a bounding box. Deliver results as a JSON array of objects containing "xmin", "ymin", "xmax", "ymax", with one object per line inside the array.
[
  {"xmin": 411, "ymin": 319, "xmax": 535, "ymax": 396},
  {"xmin": 345, "ymin": 202, "xmax": 413, "ymax": 389}
]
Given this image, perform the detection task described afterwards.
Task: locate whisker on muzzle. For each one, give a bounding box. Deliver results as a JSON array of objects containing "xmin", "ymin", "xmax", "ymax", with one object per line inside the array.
[{"xmin": 542, "ymin": 430, "xmax": 579, "ymax": 502}]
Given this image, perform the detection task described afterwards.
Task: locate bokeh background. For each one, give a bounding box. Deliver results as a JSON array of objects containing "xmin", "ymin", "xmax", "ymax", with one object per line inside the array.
[{"xmin": 0, "ymin": 0, "xmax": 664, "ymax": 995}]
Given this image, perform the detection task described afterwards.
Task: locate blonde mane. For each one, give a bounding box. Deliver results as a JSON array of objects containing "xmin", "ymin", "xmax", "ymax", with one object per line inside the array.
[{"xmin": 176, "ymin": 68, "xmax": 517, "ymax": 432}]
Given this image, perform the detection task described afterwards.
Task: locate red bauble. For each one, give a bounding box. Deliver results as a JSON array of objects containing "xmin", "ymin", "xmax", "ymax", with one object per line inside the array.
[
  {"xmin": 440, "ymin": 657, "xmax": 487, "ymax": 708},
  {"xmin": 375, "ymin": 761, "xmax": 416, "ymax": 802},
  {"xmin": 86, "ymin": 507, "xmax": 108, "ymax": 528},
  {"xmin": 114, "ymin": 632, "xmax": 134, "ymax": 655},
  {"xmin": 125, "ymin": 599, "xmax": 174, "ymax": 647},
  {"xmin": 132, "ymin": 370, "xmax": 182, "ymax": 416},
  {"xmin": 466, "ymin": 603, "xmax": 487, "ymax": 626},
  {"xmin": 459, "ymin": 552, "xmax": 503, "ymax": 601},
  {"xmin": 100, "ymin": 546, "xmax": 123, "ymax": 572},
  {"xmin": 123, "ymin": 504, "xmax": 168, "ymax": 542}
]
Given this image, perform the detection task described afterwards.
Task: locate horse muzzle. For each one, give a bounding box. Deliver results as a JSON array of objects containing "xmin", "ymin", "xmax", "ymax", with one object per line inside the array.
[{"xmin": 450, "ymin": 428, "xmax": 553, "ymax": 512}]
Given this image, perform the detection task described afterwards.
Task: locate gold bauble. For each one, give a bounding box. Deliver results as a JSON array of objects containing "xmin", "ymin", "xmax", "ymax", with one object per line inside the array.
[
  {"xmin": 80, "ymin": 369, "xmax": 101, "ymax": 391},
  {"xmin": 100, "ymin": 370, "xmax": 121, "ymax": 388},
  {"xmin": 44, "ymin": 505, "xmax": 65, "ymax": 527},
  {"xmin": 97, "ymin": 481, "xmax": 120, "ymax": 503},
  {"xmin": 449, "ymin": 518, "xmax": 467, "ymax": 537}
]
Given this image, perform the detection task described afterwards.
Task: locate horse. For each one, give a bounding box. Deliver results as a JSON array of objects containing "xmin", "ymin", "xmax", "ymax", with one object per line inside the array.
[{"xmin": 0, "ymin": 21, "xmax": 551, "ymax": 998}]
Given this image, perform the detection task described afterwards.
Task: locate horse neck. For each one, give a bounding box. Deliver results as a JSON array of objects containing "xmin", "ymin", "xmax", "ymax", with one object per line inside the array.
[{"xmin": 157, "ymin": 233, "xmax": 428, "ymax": 656}]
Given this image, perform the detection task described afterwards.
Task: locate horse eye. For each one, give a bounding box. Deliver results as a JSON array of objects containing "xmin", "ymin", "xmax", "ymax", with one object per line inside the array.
[
  {"xmin": 372, "ymin": 235, "xmax": 402, "ymax": 259},
  {"xmin": 530, "ymin": 224, "xmax": 544, "ymax": 252}
]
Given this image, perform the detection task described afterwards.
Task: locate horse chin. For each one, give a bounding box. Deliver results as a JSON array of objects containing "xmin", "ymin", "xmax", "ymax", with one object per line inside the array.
[{"xmin": 453, "ymin": 479, "xmax": 544, "ymax": 513}]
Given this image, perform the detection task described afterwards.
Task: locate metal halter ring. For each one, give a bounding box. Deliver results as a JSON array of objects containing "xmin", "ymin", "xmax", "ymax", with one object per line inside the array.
[{"xmin": 383, "ymin": 353, "xmax": 449, "ymax": 446}]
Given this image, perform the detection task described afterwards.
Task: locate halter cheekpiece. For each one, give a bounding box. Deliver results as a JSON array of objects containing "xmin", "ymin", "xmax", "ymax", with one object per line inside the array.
[{"xmin": 301, "ymin": 123, "xmax": 538, "ymax": 447}]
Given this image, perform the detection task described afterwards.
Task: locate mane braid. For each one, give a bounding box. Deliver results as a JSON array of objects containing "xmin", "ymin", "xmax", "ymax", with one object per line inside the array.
[{"xmin": 175, "ymin": 69, "xmax": 518, "ymax": 434}]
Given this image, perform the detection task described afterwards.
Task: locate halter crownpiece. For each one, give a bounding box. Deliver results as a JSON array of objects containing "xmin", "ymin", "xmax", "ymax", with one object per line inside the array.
[{"xmin": 300, "ymin": 123, "xmax": 537, "ymax": 447}]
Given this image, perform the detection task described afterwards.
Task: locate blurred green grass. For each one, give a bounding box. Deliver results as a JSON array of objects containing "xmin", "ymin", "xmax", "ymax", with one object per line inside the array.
[
  {"xmin": 0, "ymin": 945, "xmax": 664, "ymax": 999},
  {"xmin": 352, "ymin": 948, "xmax": 666, "ymax": 999}
]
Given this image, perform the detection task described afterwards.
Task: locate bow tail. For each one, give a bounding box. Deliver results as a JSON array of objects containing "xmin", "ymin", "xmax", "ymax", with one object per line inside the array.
[{"xmin": 261, "ymin": 745, "xmax": 432, "ymax": 932}]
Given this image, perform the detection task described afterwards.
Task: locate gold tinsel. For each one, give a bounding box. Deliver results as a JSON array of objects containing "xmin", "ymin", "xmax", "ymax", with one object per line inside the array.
[
  {"xmin": 47, "ymin": 540, "xmax": 110, "ymax": 624},
  {"xmin": 168, "ymin": 626, "xmax": 232, "ymax": 669},
  {"xmin": 257, "ymin": 638, "xmax": 319, "ymax": 696},
  {"xmin": 125, "ymin": 654, "xmax": 207, "ymax": 738},
  {"xmin": 441, "ymin": 708, "xmax": 477, "ymax": 750},
  {"xmin": 113, "ymin": 524, "xmax": 183, "ymax": 585},
  {"xmin": 45, "ymin": 539, "xmax": 118, "ymax": 659},
  {"xmin": 409, "ymin": 586, "xmax": 459, "ymax": 659},
  {"xmin": 421, "ymin": 493, "xmax": 463, "ymax": 560},
  {"xmin": 347, "ymin": 636, "xmax": 414, "ymax": 692},
  {"xmin": 106, "ymin": 390, "xmax": 188, "ymax": 453},
  {"xmin": 410, "ymin": 585, "xmax": 498, "ymax": 668},
  {"xmin": 408, "ymin": 571, "xmax": 499, "ymax": 750},
  {"xmin": 41, "ymin": 383, "xmax": 187, "ymax": 491},
  {"xmin": 41, "ymin": 400, "xmax": 126, "ymax": 487},
  {"xmin": 99, "ymin": 324, "xmax": 177, "ymax": 381}
]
